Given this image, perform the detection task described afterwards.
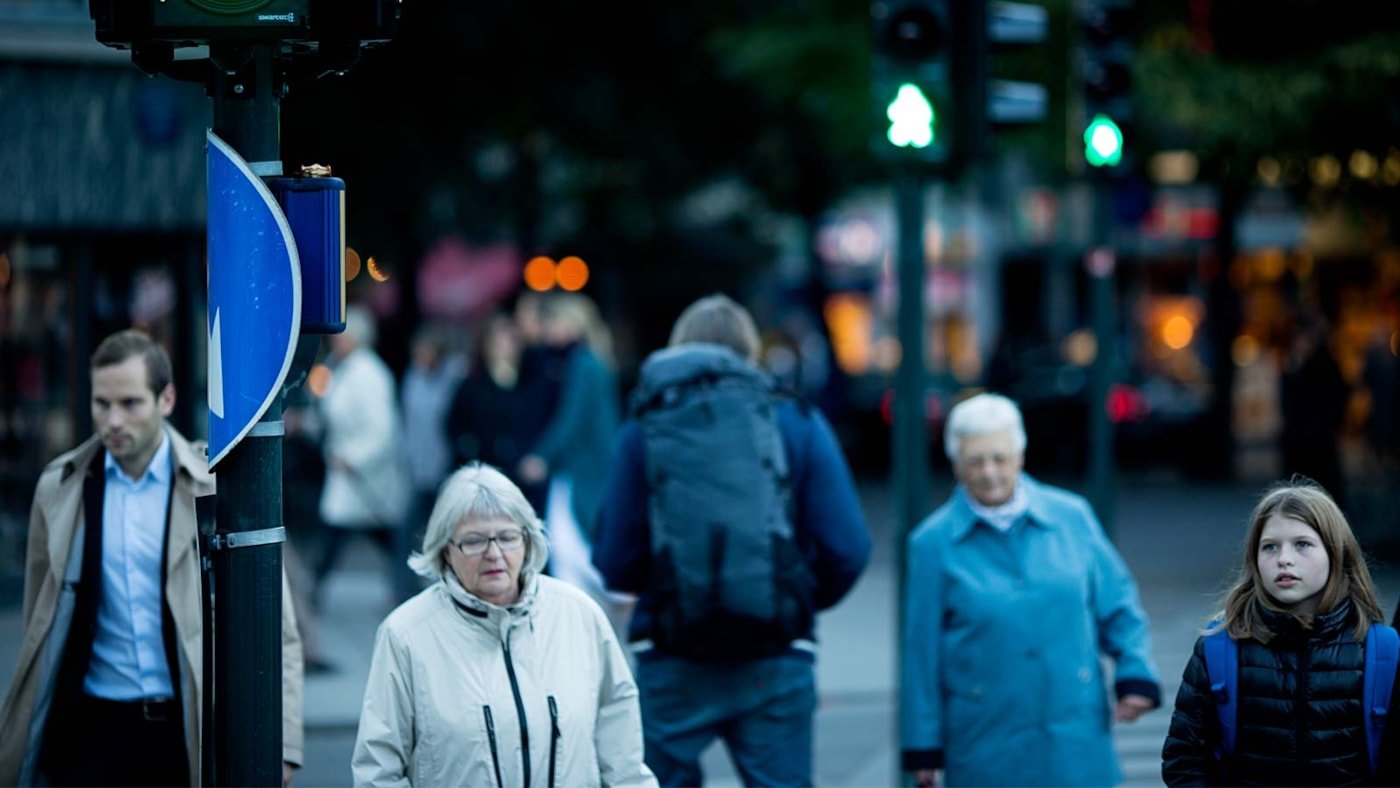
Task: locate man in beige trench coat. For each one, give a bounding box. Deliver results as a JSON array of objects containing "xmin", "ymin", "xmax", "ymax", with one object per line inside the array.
[{"xmin": 0, "ymin": 329, "xmax": 304, "ymax": 786}]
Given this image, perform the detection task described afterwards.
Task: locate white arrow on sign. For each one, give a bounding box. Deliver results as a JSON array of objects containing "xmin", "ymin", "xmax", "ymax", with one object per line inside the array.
[{"xmin": 209, "ymin": 308, "xmax": 224, "ymax": 419}]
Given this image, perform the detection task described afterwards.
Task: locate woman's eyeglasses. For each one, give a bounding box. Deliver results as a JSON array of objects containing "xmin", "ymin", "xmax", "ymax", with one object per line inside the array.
[{"xmin": 451, "ymin": 530, "xmax": 525, "ymax": 556}]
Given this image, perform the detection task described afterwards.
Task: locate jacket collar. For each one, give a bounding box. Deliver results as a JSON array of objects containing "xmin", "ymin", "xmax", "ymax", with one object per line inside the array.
[
  {"xmin": 442, "ymin": 572, "xmax": 539, "ymax": 640},
  {"xmin": 947, "ymin": 474, "xmax": 1055, "ymax": 541},
  {"xmin": 1258, "ymin": 596, "xmax": 1353, "ymax": 642},
  {"xmin": 57, "ymin": 427, "xmax": 210, "ymax": 487},
  {"xmin": 46, "ymin": 428, "xmax": 212, "ymax": 581}
]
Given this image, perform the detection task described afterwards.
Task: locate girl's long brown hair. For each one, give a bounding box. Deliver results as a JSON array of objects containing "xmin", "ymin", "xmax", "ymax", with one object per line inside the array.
[{"xmin": 1215, "ymin": 479, "xmax": 1384, "ymax": 642}]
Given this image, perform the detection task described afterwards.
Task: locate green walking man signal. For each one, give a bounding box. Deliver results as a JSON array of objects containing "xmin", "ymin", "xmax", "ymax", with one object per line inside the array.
[
  {"xmin": 1084, "ymin": 113, "xmax": 1123, "ymax": 167},
  {"xmin": 887, "ymin": 82, "xmax": 936, "ymax": 149}
]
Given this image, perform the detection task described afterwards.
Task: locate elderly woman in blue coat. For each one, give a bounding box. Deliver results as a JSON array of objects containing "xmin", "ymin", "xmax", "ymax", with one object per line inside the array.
[{"xmin": 900, "ymin": 393, "xmax": 1161, "ymax": 787}]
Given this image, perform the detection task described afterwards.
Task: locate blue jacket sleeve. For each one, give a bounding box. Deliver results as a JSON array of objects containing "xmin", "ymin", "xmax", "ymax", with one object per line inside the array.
[
  {"xmin": 900, "ymin": 524, "xmax": 945, "ymax": 770},
  {"xmin": 788, "ymin": 405, "xmax": 871, "ymax": 611},
  {"xmin": 1081, "ymin": 498, "xmax": 1161, "ymax": 704},
  {"xmin": 592, "ymin": 422, "xmax": 650, "ymax": 593}
]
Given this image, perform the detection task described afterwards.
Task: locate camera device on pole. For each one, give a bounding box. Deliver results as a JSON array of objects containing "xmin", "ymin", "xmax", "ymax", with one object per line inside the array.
[{"xmin": 89, "ymin": 0, "xmax": 401, "ymax": 79}]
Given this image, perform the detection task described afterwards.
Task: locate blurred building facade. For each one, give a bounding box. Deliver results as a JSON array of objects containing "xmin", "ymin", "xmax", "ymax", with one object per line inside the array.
[
  {"xmin": 812, "ymin": 151, "xmax": 1400, "ymax": 541},
  {"xmin": 0, "ymin": 0, "xmax": 210, "ymax": 597}
]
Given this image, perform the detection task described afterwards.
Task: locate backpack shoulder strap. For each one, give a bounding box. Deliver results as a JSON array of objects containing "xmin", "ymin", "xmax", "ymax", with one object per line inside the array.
[
  {"xmin": 1363, "ymin": 623, "xmax": 1398, "ymax": 774},
  {"xmin": 1202, "ymin": 626, "xmax": 1238, "ymax": 760}
]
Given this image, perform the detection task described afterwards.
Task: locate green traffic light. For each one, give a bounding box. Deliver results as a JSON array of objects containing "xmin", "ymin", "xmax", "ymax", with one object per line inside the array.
[
  {"xmin": 887, "ymin": 83, "xmax": 936, "ymax": 149},
  {"xmin": 1084, "ymin": 113, "xmax": 1124, "ymax": 167}
]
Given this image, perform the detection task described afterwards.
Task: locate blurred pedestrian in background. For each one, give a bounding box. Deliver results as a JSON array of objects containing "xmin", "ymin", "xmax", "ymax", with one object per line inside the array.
[
  {"xmin": 313, "ymin": 305, "xmax": 409, "ymax": 609},
  {"xmin": 352, "ymin": 463, "xmax": 655, "ymax": 788},
  {"xmin": 396, "ymin": 323, "xmax": 464, "ymax": 603},
  {"xmin": 1361, "ymin": 321, "xmax": 1399, "ymax": 468},
  {"xmin": 0, "ymin": 329, "xmax": 304, "ymax": 786},
  {"xmin": 594, "ymin": 293, "xmax": 871, "ymax": 787},
  {"xmin": 518, "ymin": 293, "xmax": 620, "ymax": 604},
  {"xmin": 1279, "ymin": 320, "xmax": 1351, "ymax": 511},
  {"xmin": 446, "ymin": 311, "xmax": 534, "ymax": 498},
  {"xmin": 901, "ymin": 392, "xmax": 1159, "ymax": 787},
  {"xmin": 510, "ymin": 291, "xmax": 570, "ymax": 513},
  {"xmin": 1161, "ymin": 479, "xmax": 1397, "ymax": 785}
]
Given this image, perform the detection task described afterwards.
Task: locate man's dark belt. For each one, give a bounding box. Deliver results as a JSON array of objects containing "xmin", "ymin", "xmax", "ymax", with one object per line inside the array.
[{"xmin": 83, "ymin": 694, "xmax": 178, "ymax": 722}]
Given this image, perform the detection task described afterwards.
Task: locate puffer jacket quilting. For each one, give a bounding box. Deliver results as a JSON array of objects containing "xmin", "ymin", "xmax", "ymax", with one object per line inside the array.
[{"xmin": 1163, "ymin": 600, "xmax": 1372, "ymax": 786}]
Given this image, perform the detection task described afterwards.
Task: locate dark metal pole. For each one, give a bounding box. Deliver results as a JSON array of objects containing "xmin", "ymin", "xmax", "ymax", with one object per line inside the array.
[
  {"xmin": 893, "ymin": 171, "xmax": 930, "ymax": 544},
  {"xmin": 1085, "ymin": 183, "xmax": 1117, "ymax": 536},
  {"xmin": 892, "ymin": 168, "xmax": 929, "ymax": 781},
  {"xmin": 206, "ymin": 42, "xmax": 284, "ymax": 788}
]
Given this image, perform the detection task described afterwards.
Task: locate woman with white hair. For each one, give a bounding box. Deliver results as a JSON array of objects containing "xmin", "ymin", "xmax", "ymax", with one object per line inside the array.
[
  {"xmin": 352, "ymin": 463, "xmax": 655, "ymax": 788},
  {"xmin": 900, "ymin": 392, "xmax": 1161, "ymax": 787}
]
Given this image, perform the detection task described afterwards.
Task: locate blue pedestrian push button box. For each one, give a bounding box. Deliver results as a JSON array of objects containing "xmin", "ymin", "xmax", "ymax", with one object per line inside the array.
[{"xmin": 267, "ymin": 170, "xmax": 346, "ymax": 334}]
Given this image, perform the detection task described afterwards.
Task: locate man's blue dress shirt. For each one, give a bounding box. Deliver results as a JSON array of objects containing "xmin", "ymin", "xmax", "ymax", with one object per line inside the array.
[{"xmin": 84, "ymin": 431, "xmax": 175, "ymax": 700}]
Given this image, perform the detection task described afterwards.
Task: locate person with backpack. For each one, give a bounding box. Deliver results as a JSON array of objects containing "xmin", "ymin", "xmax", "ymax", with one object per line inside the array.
[
  {"xmin": 593, "ymin": 293, "xmax": 871, "ymax": 787},
  {"xmin": 1161, "ymin": 478, "xmax": 1400, "ymax": 786},
  {"xmin": 901, "ymin": 392, "xmax": 1160, "ymax": 787}
]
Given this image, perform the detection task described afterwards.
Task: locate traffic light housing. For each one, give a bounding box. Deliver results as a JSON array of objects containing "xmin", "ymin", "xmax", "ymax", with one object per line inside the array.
[
  {"xmin": 871, "ymin": 0, "xmax": 952, "ymax": 167},
  {"xmin": 89, "ymin": 0, "xmax": 400, "ymax": 47},
  {"xmin": 1079, "ymin": 0, "xmax": 1135, "ymax": 173}
]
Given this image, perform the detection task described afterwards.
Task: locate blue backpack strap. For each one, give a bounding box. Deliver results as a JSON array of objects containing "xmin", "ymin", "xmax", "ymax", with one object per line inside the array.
[
  {"xmin": 1202, "ymin": 626, "xmax": 1238, "ymax": 761},
  {"xmin": 1364, "ymin": 623, "xmax": 1398, "ymax": 775}
]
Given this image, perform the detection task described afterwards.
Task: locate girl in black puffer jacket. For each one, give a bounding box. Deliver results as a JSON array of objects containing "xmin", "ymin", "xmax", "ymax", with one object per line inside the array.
[{"xmin": 1161, "ymin": 479, "xmax": 1398, "ymax": 786}]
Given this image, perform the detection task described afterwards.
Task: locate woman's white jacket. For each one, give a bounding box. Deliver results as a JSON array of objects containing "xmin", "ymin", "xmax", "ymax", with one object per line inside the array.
[{"xmin": 352, "ymin": 574, "xmax": 656, "ymax": 788}]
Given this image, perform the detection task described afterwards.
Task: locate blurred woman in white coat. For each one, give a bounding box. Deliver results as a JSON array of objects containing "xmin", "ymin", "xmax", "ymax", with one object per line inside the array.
[{"xmin": 313, "ymin": 304, "xmax": 409, "ymax": 605}]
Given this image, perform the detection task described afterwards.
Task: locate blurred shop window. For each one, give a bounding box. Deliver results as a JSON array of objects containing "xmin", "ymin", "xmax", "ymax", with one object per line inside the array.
[
  {"xmin": 0, "ymin": 239, "xmax": 71, "ymax": 594},
  {"xmin": 0, "ymin": 241, "xmax": 70, "ymax": 473}
]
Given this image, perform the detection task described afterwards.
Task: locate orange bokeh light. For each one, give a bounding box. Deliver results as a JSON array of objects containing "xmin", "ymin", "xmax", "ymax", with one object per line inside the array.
[
  {"xmin": 556, "ymin": 256, "xmax": 589, "ymax": 291},
  {"xmin": 1162, "ymin": 314, "xmax": 1195, "ymax": 350},
  {"xmin": 524, "ymin": 256, "xmax": 556, "ymax": 292},
  {"xmin": 366, "ymin": 256, "xmax": 390, "ymax": 282},
  {"xmin": 345, "ymin": 247, "xmax": 362, "ymax": 282}
]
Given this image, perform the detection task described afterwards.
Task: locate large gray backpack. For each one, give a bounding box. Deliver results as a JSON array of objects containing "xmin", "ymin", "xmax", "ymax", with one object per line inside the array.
[{"xmin": 630, "ymin": 343, "xmax": 814, "ymax": 661}]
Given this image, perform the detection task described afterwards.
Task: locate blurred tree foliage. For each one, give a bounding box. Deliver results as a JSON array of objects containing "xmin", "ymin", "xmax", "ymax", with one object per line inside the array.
[
  {"xmin": 283, "ymin": 0, "xmax": 876, "ymax": 294},
  {"xmin": 280, "ymin": 0, "xmax": 1400, "ymax": 356},
  {"xmin": 282, "ymin": 0, "xmax": 1088, "ymax": 356},
  {"xmin": 1135, "ymin": 0, "xmax": 1400, "ymax": 190}
]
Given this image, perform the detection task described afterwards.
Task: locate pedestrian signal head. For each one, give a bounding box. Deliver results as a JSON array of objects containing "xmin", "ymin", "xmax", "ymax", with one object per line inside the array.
[{"xmin": 887, "ymin": 83, "xmax": 936, "ymax": 149}]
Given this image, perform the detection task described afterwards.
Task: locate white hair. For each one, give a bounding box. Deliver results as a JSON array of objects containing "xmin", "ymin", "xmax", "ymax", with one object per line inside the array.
[
  {"xmin": 408, "ymin": 463, "xmax": 549, "ymax": 583},
  {"xmin": 943, "ymin": 392, "xmax": 1027, "ymax": 461}
]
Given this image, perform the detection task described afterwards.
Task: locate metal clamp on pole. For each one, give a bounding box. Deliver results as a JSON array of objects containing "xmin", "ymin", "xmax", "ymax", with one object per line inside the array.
[
  {"xmin": 246, "ymin": 420, "xmax": 285, "ymax": 438},
  {"xmin": 204, "ymin": 526, "xmax": 286, "ymax": 552}
]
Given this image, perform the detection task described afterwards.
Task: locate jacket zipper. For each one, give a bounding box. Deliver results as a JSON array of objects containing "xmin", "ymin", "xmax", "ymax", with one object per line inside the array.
[
  {"xmin": 503, "ymin": 638, "xmax": 532, "ymax": 787},
  {"xmin": 1294, "ymin": 640, "xmax": 1309, "ymax": 769},
  {"xmin": 483, "ymin": 706, "xmax": 504, "ymax": 788},
  {"xmin": 548, "ymin": 695, "xmax": 561, "ymax": 787}
]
